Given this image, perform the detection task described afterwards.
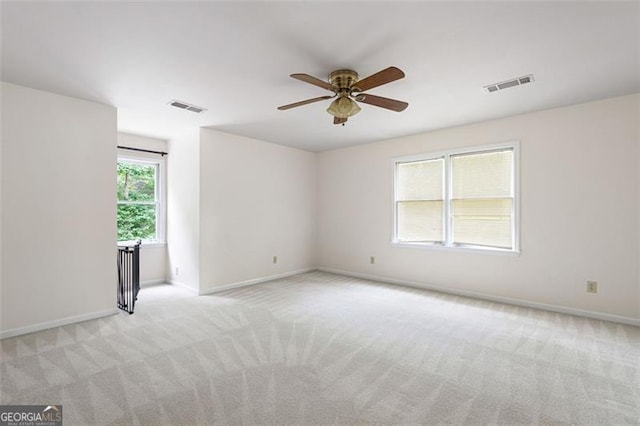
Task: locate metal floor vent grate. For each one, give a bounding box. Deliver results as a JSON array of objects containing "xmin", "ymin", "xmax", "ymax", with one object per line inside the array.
[
  {"xmin": 168, "ymin": 100, "xmax": 207, "ymax": 113},
  {"xmin": 484, "ymin": 74, "xmax": 534, "ymax": 93}
]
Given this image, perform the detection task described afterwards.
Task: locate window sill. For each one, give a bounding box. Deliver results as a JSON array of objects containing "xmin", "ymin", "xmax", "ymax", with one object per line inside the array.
[
  {"xmin": 117, "ymin": 241, "xmax": 167, "ymax": 249},
  {"xmin": 391, "ymin": 241, "xmax": 521, "ymax": 256}
]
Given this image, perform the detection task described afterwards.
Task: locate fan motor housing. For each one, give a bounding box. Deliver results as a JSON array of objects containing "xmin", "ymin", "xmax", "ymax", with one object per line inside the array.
[{"xmin": 328, "ymin": 69, "xmax": 359, "ymax": 90}]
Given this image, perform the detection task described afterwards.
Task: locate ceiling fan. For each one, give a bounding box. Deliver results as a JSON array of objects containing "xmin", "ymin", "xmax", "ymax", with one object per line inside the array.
[{"xmin": 277, "ymin": 66, "xmax": 408, "ymax": 125}]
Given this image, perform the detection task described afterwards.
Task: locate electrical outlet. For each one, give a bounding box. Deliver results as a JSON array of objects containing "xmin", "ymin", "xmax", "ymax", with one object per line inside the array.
[
  {"xmin": 586, "ymin": 280, "xmax": 598, "ymax": 293},
  {"xmin": 273, "ymin": 256, "xmax": 278, "ymax": 264},
  {"xmin": 370, "ymin": 256, "xmax": 375, "ymax": 264},
  {"xmin": 175, "ymin": 267, "xmax": 179, "ymax": 276}
]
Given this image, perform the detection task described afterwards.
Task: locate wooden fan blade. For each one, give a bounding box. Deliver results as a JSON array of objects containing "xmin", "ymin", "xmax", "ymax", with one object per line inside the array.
[
  {"xmin": 290, "ymin": 73, "xmax": 335, "ymax": 91},
  {"xmin": 334, "ymin": 116, "xmax": 347, "ymax": 125},
  {"xmin": 356, "ymin": 94, "xmax": 408, "ymax": 112},
  {"xmin": 277, "ymin": 95, "xmax": 333, "ymax": 111},
  {"xmin": 352, "ymin": 67, "xmax": 405, "ymax": 92}
]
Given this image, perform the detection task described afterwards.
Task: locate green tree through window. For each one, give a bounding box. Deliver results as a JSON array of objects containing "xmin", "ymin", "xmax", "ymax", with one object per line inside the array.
[{"xmin": 117, "ymin": 161, "xmax": 158, "ymax": 241}]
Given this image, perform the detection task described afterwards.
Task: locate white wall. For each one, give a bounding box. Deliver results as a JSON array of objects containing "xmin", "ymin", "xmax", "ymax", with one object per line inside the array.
[
  {"xmin": 118, "ymin": 132, "xmax": 167, "ymax": 154},
  {"xmin": 1, "ymin": 82, "xmax": 118, "ymax": 336},
  {"xmin": 137, "ymin": 248, "xmax": 167, "ymax": 286},
  {"xmin": 166, "ymin": 129, "xmax": 200, "ymax": 291},
  {"xmin": 637, "ymin": 101, "xmax": 640, "ymax": 320},
  {"xmin": 199, "ymin": 129, "xmax": 316, "ymax": 293},
  {"xmin": 0, "ymin": 85, "xmax": 3, "ymax": 327},
  {"xmin": 117, "ymin": 133, "xmax": 168, "ymax": 285},
  {"xmin": 318, "ymin": 94, "xmax": 640, "ymax": 321}
]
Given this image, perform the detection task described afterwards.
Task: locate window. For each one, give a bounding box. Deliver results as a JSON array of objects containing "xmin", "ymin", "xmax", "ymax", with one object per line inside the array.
[
  {"xmin": 396, "ymin": 158, "xmax": 445, "ymax": 242},
  {"xmin": 117, "ymin": 155, "xmax": 165, "ymax": 244},
  {"xmin": 393, "ymin": 143, "xmax": 518, "ymax": 252}
]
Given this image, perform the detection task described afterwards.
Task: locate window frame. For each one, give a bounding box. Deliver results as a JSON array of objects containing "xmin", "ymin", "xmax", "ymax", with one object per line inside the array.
[
  {"xmin": 117, "ymin": 151, "xmax": 167, "ymax": 246},
  {"xmin": 392, "ymin": 141, "xmax": 520, "ymax": 255}
]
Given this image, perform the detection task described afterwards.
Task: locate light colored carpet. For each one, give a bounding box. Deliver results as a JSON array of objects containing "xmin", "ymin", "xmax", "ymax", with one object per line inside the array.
[{"xmin": 1, "ymin": 271, "xmax": 638, "ymax": 425}]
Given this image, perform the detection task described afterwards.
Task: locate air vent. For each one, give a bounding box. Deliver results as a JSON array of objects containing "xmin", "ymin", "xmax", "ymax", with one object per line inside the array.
[
  {"xmin": 484, "ymin": 74, "xmax": 534, "ymax": 93},
  {"xmin": 186, "ymin": 106, "xmax": 204, "ymax": 113},
  {"xmin": 168, "ymin": 100, "xmax": 207, "ymax": 113}
]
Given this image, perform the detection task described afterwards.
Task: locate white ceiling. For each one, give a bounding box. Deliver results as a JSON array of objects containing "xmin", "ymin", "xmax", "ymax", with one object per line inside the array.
[{"xmin": 2, "ymin": 1, "xmax": 639, "ymax": 151}]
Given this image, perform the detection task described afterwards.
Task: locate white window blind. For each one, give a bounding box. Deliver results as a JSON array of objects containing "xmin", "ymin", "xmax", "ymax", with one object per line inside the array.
[
  {"xmin": 451, "ymin": 149, "xmax": 514, "ymax": 249},
  {"xmin": 396, "ymin": 158, "xmax": 444, "ymax": 242},
  {"xmin": 394, "ymin": 144, "xmax": 518, "ymax": 252}
]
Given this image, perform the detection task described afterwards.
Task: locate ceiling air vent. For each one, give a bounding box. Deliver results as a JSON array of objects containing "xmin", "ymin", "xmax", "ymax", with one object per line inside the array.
[
  {"xmin": 168, "ymin": 100, "xmax": 207, "ymax": 113},
  {"xmin": 484, "ymin": 74, "xmax": 534, "ymax": 93}
]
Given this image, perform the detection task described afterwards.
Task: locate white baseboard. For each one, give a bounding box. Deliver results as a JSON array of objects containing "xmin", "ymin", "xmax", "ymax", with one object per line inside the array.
[
  {"xmin": 140, "ymin": 279, "xmax": 166, "ymax": 288},
  {"xmin": 199, "ymin": 267, "xmax": 316, "ymax": 295},
  {"xmin": 317, "ymin": 267, "xmax": 640, "ymax": 327},
  {"xmin": 0, "ymin": 308, "xmax": 120, "ymax": 340},
  {"xmin": 168, "ymin": 279, "xmax": 199, "ymax": 294},
  {"xmin": 4, "ymin": 267, "xmax": 633, "ymax": 340}
]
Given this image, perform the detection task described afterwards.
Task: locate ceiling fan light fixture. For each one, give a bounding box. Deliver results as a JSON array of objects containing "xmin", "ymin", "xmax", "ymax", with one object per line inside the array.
[
  {"xmin": 327, "ymin": 96, "xmax": 361, "ymax": 118},
  {"xmin": 278, "ymin": 66, "xmax": 408, "ymax": 123}
]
